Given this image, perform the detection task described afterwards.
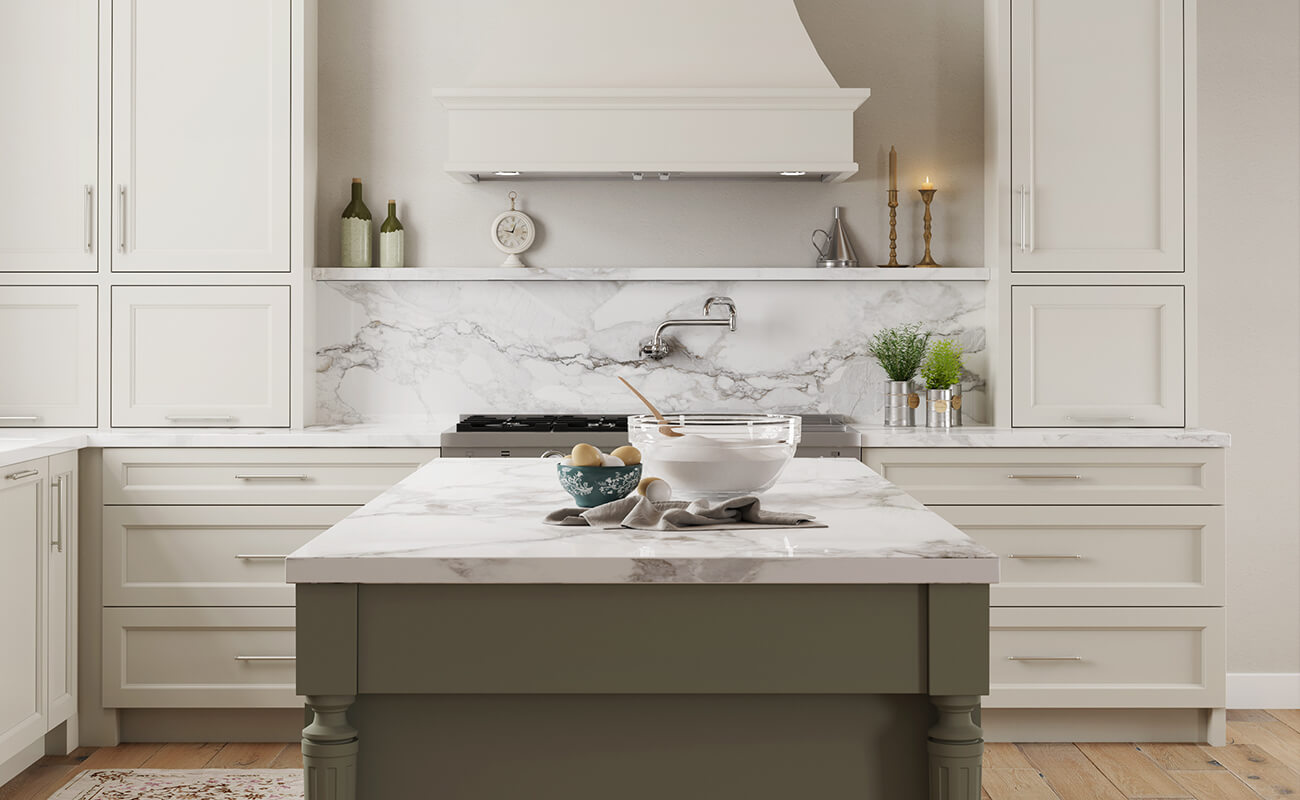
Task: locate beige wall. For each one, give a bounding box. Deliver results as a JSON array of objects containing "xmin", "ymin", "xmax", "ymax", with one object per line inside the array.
[
  {"xmin": 1198, "ymin": 0, "xmax": 1300, "ymax": 676},
  {"xmin": 318, "ymin": 0, "xmax": 1300, "ymax": 675},
  {"xmin": 316, "ymin": 0, "xmax": 985, "ymax": 268}
]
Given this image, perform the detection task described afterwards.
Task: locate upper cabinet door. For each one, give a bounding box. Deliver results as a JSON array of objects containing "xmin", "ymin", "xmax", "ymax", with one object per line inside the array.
[
  {"xmin": 111, "ymin": 0, "xmax": 290, "ymax": 272},
  {"xmin": 0, "ymin": 287, "xmax": 99, "ymax": 428},
  {"xmin": 1012, "ymin": 285, "xmax": 1185, "ymax": 427},
  {"xmin": 0, "ymin": 0, "xmax": 98, "ymax": 272},
  {"xmin": 1010, "ymin": 0, "xmax": 1184, "ymax": 272},
  {"xmin": 111, "ymin": 286, "xmax": 290, "ymax": 427}
]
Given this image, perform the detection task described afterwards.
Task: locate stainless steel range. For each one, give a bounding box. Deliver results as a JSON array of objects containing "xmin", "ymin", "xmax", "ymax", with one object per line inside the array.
[{"xmin": 439, "ymin": 414, "xmax": 861, "ymax": 459}]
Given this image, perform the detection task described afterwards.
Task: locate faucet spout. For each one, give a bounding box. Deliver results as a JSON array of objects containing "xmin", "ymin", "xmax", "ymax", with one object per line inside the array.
[{"xmin": 640, "ymin": 296, "xmax": 739, "ymax": 360}]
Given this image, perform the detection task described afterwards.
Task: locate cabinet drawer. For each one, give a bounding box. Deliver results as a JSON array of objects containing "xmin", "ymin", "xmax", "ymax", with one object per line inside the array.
[
  {"xmin": 103, "ymin": 506, "xmax": 355, "ymax": 606},
  {"xmin": 987, "ymin": 608, "xmax": 1224, "ymax": 709},
  {"xmin": 102, "ymin": 607, "xmax": 297, "ymax": 708},
  {"xmin": 864, "ymin": 448, "xmax": 1224, "ymax": 505},
  {"xmin": 933, "ymin": 506, "xmax": 1224, "ymax": 607},
  {"xmin": 103, "ymin": 448, "xmax": 438, "ymax": 505}
]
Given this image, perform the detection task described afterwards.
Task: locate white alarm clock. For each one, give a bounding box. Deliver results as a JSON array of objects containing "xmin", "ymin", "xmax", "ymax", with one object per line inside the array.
[{"xmin": 490, "ymin": 191, "xmax": 536, "ymax": 267}]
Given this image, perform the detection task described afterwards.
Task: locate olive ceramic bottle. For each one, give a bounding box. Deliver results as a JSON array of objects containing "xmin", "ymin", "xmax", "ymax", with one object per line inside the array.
[
  {"xmin": 340, "ymin": 178, "xmax": 372, "ymax": 267},
  {"xmin": 379, "ymin": 200, "xmax": 404, "ymax": 268}
]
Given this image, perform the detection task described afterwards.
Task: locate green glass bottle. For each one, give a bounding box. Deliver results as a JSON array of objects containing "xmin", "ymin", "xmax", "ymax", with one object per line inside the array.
[
  {"xmin": 340, "ymin": 178, "xmax": 372, "ymax": 267},
  {"xmin": 379, "ymin": 200, "xmax": 405, "ymax": 268}
]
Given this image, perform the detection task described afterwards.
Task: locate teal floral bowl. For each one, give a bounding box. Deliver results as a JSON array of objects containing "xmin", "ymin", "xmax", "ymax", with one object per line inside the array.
[{"xmin": 556, "ymin": 463, "xmax": 643, "ymax": 508}]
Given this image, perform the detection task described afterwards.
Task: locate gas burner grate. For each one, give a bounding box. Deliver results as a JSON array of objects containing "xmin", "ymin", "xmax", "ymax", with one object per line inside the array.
[{"xmin": 456, "ymin": 415, "xmax": 629, "ymax": 433}]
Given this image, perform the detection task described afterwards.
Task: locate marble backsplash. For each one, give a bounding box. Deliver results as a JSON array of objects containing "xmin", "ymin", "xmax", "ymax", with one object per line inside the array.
[{"xmin": 314, "ymin": 280, "xmax": 987, "ymax": 425}]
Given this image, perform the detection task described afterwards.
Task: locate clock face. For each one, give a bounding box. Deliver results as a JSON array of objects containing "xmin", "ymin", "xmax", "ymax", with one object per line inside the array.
[{"xmin": 493, "ymin": 212, "xmax": 534, "ymax": 253}]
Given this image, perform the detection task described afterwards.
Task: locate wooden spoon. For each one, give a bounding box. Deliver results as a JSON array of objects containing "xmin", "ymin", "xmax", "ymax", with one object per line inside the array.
[{"xmin": 618, "ymin": 377, "xmax": 685, "ymax": 437}]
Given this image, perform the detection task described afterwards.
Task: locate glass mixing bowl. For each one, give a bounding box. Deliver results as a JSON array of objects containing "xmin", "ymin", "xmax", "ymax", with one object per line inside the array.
[{"xmin": 627, "ymin": 414, "xmax": 801, "ymax": 500}]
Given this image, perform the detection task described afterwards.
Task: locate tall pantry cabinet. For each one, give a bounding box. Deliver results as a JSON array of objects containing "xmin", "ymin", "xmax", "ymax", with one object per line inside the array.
[
  {"xmin": 0, "ymin": 0, "xmax": 310, "ymax": 428},
  {"xmin": 989, "ymin": 0, "xmax": 1194, "ymax": 428}
]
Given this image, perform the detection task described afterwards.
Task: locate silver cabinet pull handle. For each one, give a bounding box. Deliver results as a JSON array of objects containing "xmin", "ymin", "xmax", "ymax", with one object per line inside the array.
[
  {"xmin": 117, "ymin": 185, "xmax": 126, "ymax": 253},
  {"xmin": 51, "ymin": 476, "xmax": 63, "ymax": 552},
  {"xmin": 5, "ymin": 469, "xmax": 39, "ymax": 481},
  {"xmin": 84, "ymin": 185, "xmax": 94, "ymax": 252},
  {"xmin": 1006, "ymin": 656, "xmax": 1082, "ymax": 662},
  {"xmin": 1016, "ymin": 185, "xmax": 1029, "ymax": 254},
  {"xmin": 235, "ymin": 554, "xmax": 289, "ymax": 560},
  {"xmin": 1006, "ymin": 474, "xmax": 1081, "ymax": 480},
  {"xmin": 234, "ymin": 655, "xmax": 296, "ymax": 661},
  {"xmin": 165, "ymin": 415, "xmax": 235, "ymax": 422},
  {"xmin": 234, "ymin": 474, "xmax": 309, "ymax": 481},
  {"xmin": 1065, "ymin": 415, "xmax": 1136, "ymax": 423},
  {"xmin": 0, "ymin": 416, "xmax": 41, "ymax": 422},
  {"xmin": 1007, "ymin": 554, "xmax": 1081, "ymax": 560}
]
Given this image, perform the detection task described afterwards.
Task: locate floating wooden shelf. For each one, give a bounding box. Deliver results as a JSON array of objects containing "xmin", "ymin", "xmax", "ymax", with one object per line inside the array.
[{"xmin": 312, "ymin": 266, "xmax": 991, "ymax": 282}]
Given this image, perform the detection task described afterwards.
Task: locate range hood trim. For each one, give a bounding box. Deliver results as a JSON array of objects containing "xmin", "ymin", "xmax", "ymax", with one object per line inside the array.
[{"xmin": 434, "ymin": 88, "xmax": 870, "ymax": 184}]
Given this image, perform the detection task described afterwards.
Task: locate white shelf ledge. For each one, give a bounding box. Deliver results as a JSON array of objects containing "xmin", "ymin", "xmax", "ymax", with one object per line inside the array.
[{"xmin": 312, "ymin": 266, "xmax": 990, "ymax": 282}]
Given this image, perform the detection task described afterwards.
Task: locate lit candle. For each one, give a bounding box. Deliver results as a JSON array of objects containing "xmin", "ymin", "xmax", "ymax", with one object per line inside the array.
[
  {"xmin": 889, "ymin": 146, "xmax": 897, "ymax": 191},
  {"xmin": 921, "ymin": 176, "xmax": 934, "ymax": 190}
]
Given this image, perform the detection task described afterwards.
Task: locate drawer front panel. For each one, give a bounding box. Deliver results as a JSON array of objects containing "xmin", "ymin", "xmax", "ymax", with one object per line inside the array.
[
  {"xmin": 102, "ymin": 607, "xmax": 297, "ymax": 708},
  {"xmin": 103, "ymin": 448, "xmax": 438, "ymax": 505},
  {"xmin": 934, "ymin": 506, "xmax": 1224, "ymax": 606},
  {"xmin": 987, "ymin": 608, "xmax": 1224, "ymax": 709},
  {"xmin": 864, "ymin": 448, "xmax": 1224, "ymax": 505},
  {"xmin": 103, "ymin": 506, "xmax": 355, "ymax": 606}
]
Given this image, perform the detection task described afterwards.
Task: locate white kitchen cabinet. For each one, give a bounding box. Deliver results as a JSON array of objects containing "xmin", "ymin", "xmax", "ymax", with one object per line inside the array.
[
  {"xmin": 110, "ymin": 0, "xmax": 290, "ymax": 272},
  {"xmin": 111, "ymin": 286, "xmax": 290, "ymax": 427},
  {"xmin": 46, "ymin": 452, "xmax": 78, "ymax": 731},
  {"xmin": 1010, "ymin": 0, "xmax": 1184, "ymax": 272},
  {"xmin": 1012, "ymin": 285, "xmax": 1185, "ymax": 427},
  {"xmin": 0, "ymin": 0, "xmax": 98, "ymax": 272},
  {"xmin": 0, "ymin": 459, "xmax": 46, "ymax": 766},
  {"xmin": 0, "ymin": 287, "xmax": 98, "ymax": 427}
]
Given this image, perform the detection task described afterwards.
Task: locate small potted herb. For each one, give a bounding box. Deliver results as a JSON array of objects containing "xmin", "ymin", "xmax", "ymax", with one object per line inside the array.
[
  {"xmin": 866, "ymin": 323, "xmax": 930, "ymax": 427},
  {"xmin": 920, "ymin": 339, "xmax": 964, "ymax": 428}
]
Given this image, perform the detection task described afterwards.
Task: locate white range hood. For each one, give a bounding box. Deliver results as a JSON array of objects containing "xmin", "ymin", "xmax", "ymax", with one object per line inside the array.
[{"xmin": 433, "ymin": 0, "xmax": 870, "ymax": 183}]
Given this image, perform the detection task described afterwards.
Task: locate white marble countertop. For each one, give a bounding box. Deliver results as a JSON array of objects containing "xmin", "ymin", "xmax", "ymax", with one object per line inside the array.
[
  {"xmin": 851, "ymin": 425, "xmax": 1230, "ymax": 448},
  {"xmin": 285, "ymin": 458, "xmax": 999, "ymax": 585},
  {"xmin": 0, "ymin": 421, "xmax": 1229, "ymax": 469}
]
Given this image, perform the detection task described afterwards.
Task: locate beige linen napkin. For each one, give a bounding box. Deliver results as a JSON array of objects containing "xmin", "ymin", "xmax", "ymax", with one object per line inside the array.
[{"xmin": 544, "ymin": 493, "xmax": 825, "ymax": 531}]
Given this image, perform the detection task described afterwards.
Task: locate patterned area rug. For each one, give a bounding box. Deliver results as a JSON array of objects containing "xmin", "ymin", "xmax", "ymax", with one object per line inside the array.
[{"xmin": 51, "ymin": 769, "xmax": 302, "ymax": 799}]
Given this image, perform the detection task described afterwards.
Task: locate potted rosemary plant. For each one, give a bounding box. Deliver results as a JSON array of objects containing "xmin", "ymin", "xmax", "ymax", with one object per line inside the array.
[
  {"xmin": 920, "ymin": 339, "xmax": 964, "ymax": 428},
  {"xmin": 866, "ymin": 323, "xmax": 930, "ymax": 427}
]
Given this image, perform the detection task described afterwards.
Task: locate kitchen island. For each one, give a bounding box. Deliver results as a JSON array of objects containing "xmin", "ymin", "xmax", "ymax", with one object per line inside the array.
[{"xmin": 287, "ymin": 458, "xmax": 998, "ymax": 800}]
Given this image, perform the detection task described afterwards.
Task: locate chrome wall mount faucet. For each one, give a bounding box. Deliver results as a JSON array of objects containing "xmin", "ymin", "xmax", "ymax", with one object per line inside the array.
[{"xmin": 640, "ymin": 296, "xmax": 737, "ymax": 360}]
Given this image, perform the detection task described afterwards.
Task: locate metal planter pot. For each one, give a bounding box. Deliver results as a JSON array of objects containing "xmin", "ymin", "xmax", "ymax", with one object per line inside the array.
[
  {"xmin": 926, "ymin": 388, "xmax": 953, "ymax": 428},
  {"xmin": 884, "ymin": 380, "xmax": 919, "ymax": 427}
]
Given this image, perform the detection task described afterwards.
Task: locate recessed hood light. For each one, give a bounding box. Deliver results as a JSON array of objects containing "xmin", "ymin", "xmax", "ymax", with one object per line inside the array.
[
  {"xmin": 780, "ymin": 171, "xmax": 807, "ymax": 177},
  {"xmin": 493, "ymin": 171, "xmax": 521, "ymax": 177}
]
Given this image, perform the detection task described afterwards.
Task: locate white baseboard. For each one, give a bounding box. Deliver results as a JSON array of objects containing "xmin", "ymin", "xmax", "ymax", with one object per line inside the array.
[{"xmin": 1228, "ymin": 673, "xmax": 1300, "ymax": 709}]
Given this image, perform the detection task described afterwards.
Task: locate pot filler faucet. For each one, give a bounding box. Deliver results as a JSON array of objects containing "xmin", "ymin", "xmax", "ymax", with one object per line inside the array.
[{"xmin": 640, "ymin": 296, "xmax": 737, "ymax": 360}]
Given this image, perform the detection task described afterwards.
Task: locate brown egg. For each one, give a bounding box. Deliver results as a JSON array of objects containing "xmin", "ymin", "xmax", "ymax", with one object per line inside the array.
[
  {"xmin": 570, "ymin": 443, "xmax": 603, "ymax": 467},
  {"xmin": 636, "ymin": 476, "xmax": 672, "ymax": 502},
  {"xmin": 610, "ymin": 445, "xmax": 642, "ymax": 466}
]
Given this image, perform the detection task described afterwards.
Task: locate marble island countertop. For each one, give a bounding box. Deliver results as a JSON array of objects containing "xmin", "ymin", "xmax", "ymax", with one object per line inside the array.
[
  {"xmin": 851, "ymin": 425, "xmax": 1231, "ymax": 448},
  {"xmin": 284, "ymin": 458, "xmax": 999, "ymax": 585}
]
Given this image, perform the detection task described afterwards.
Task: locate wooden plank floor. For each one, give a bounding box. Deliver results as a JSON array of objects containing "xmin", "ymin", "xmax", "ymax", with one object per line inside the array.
[{"xmin": 5, "ymin": 711, "xmax": 1300, "ymax": 800}]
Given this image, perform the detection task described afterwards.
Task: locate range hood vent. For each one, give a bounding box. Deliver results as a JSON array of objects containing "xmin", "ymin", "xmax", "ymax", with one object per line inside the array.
[{"xmin": 433, "ymin": 1, "xmax": 869, "ymax": 183}]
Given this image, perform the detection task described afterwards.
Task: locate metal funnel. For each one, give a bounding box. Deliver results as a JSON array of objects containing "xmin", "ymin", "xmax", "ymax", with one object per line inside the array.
[{"xmin": 812, "ymin": 206, "xmax": 859, "ymax": 268}]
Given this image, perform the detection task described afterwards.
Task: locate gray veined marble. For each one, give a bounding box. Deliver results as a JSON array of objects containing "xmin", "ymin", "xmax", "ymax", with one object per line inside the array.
[
  {"xmin": 314, "ymin": 279, "xmax": 988, "ymax": 423},
  {"xmin": 285, "ymin": 458, "xmax": 1000, "ymax": 585}
]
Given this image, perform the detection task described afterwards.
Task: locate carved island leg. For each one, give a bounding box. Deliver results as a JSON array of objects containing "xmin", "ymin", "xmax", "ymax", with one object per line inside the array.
[
  {"xmin": 928, "ymin": 695, "xmax": 983, "ymax": 800},
  {"xmin": 303, "ymin": 695, "xmax": 358, "ymax": 800}
]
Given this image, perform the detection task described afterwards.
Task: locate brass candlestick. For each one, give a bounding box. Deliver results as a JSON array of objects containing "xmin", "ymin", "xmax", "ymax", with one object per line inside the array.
[
  {"xmin": 915, "ymin": 188, "xmax": 942, "ymax": 267},
  {"xmin": 877, "ymin": 189, "xmax": 909, "ymax": 267}
]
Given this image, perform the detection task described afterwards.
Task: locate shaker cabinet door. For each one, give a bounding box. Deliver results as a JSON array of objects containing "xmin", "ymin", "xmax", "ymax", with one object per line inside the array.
[
  {"xmin": 1012, "ymin": 286, "xmax": 1184, "ymax": 427},
  {"xmin": 0, "ymin": 287, "xmax": 99, "ymax": 427},
  {"xmin": 111, "ymin": 286, "xmax": 290, "ymax": 427},
  {"xmin": 0, "ymin": 0, "xmax": 98, "ymax": 272},
  {"xmin": 46, "ymin": 452, "xmax": 77, "ymax": 728},
  {"xmin": 110, "ymin": 0, "xmax": 290, "ymax": 272},
  {"xmin": 0, "ymin": 460, "xmax": 47, "ymax": 766},
  {"xmin": 1010, "ymin": 0, "xmax": 1184, "ymax": 272}
]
